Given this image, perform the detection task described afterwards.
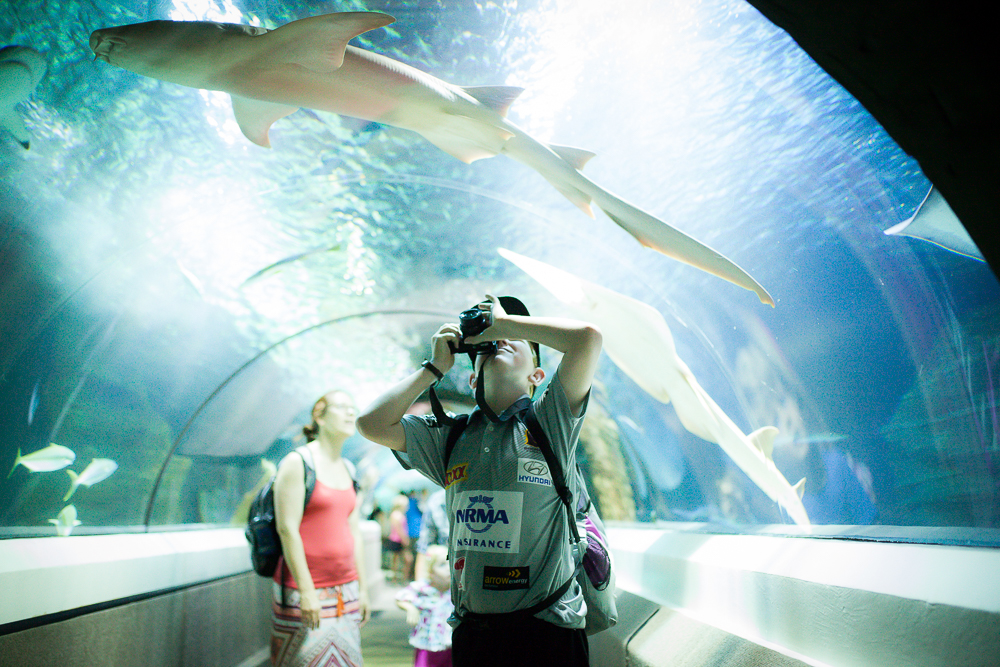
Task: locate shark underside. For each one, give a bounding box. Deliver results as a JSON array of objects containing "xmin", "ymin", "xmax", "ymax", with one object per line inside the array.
[{"xmin": 89, "ymin": 11, "xmax": 774, "ymax": 305}]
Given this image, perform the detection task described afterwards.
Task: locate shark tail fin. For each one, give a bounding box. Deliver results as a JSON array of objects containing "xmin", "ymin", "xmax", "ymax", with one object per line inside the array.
[
  {"xmin": 231, "ymin": 95, "xmax": 298, "ymax": 148},
  {"xmin": 7, "ymin": 449, "xmax": 21, "ymax": 478},
  {"xmin": 462, "ymin": 86, "xmax": 524, "ymax": 118},
  {"xmin": 267, "ymin": 11, "xmax": 395, "ymax": 72},
  {"xmin": 748, "ymin": 426, "xmax": 779, "ymax": 460},
  {"xmin": 550, "ymin": 145, "xmax": 596, "ymax": 171},
  {"xmin": 793, "ymin": 477, "xmax": 806, "ymax": 499}
]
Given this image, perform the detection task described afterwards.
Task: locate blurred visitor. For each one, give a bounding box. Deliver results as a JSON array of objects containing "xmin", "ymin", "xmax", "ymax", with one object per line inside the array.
[
  {"xmin": 387, "ymin": 494, "xmax": 413, "ymax": 582},
  {"xmin": 271, "ymin": 390, "xmax": 369, "ymax": 667},
  {"xmin": 396, "ymin": 545, "xmax": 454, "ymax": 667},
  {"xmin": 415, "ymin": 488, "xmax": 448, "ymax": 580}
]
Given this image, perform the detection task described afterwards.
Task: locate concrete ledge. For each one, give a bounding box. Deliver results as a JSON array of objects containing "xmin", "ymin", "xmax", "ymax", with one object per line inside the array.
[
  {"xmin": 607, "ymin": 525, "xmax": 1000, "ymax": 667},
  {"xmin": 0, "ymin": 528, "xmax": 251, "ymax": 626}
]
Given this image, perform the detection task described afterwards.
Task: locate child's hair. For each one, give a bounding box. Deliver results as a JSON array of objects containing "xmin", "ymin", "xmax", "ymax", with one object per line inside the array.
[{"xmin": 392, "ymin": 494, "xmax": 409, "ymax": 513}]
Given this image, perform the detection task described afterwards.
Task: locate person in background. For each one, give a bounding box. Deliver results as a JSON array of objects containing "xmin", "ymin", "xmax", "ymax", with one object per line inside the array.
[
  {"xmin": 271, "ymin": 390, "xmax": 370, "ymax": 667},
  {"xmin": 387, "ymin": 494, "xmax": 413, "ymax": 582},
  {"xmin": 414, "ymin": 488, "xmax": 448, "ymax": 580},
  {"xmin": 396, "ymin": 544, "xmax": 454, "ymax": 667}
]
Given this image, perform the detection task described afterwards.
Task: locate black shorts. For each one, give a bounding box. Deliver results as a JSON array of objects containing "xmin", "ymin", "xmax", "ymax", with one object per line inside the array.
[
  {"xmin": 384, "ymin": 538, "xmax": 404, "ymax": 553},
  {"xmin": 452, "ymin": 613, "xmax": 588, "ymax": 667}
]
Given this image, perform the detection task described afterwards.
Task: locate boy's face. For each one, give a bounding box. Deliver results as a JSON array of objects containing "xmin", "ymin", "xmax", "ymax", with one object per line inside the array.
[{"xmin": 473, "ymin": 339, "xmax": 541, "ymax": 391}]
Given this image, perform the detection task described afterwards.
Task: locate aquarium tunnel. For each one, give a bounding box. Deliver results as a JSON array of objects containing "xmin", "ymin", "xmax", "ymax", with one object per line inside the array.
[{"xmin": 1, "ymin": 0, "xmax": 998, "ymax": 665}]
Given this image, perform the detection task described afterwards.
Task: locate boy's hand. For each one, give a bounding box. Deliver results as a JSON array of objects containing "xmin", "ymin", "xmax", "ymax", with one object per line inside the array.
[
  {"xmin": 464, "ymin": 294, "xmax": 509, "ymax": 345},
  {"xmin": 429, "ymin": 323, "xmax": 460, "ymax": 374}
]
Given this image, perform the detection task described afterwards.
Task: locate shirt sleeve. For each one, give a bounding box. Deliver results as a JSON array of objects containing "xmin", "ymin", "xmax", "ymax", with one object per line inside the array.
[
  {"xmin": 533, "ymin": 370, "xmax": 590, "ymax": 466},
  {"xmin": 394, "ymin": 414, "xmax": 452, "ymax": 488}
]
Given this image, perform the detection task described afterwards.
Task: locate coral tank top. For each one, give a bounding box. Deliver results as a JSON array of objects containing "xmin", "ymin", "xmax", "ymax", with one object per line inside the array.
[{"xmin": 275, "ymin": 480, "xmax": 357, "ymax": 588}]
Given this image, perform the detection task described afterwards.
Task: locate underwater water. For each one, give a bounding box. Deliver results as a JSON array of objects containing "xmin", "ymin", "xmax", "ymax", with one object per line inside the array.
[{"xmin": 1, "ymin": 0, "xmax": 998, "ymax": 543}]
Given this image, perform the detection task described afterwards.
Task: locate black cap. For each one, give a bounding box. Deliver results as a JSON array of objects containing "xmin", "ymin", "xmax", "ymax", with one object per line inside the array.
[{"xmin": 467, "ymin": 296, "xmax": 541, "ymax": 367}]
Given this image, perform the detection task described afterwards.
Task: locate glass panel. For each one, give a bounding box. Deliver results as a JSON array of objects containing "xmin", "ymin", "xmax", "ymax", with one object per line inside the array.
[{"xmin": 1, "ymin": 0, "xmax": 996, "ymax": 543}]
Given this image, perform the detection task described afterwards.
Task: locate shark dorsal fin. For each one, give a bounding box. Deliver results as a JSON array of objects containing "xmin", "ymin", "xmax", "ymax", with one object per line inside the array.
[
  {"xmin": 748, "ymin": 426, "xmax": 778, "ymax": 460},
  {"xmin": 550, "ymin": 145, "xmax": 597, "ymax": 171},
  {"xmin": 793, "ymin": 477, "xmax": 806, "ymax": 499},
  {"xmin": 265, "ymin": 11, "xmax": 395, "ymax": 72},
  {"xmin": 231, "ymin": 94, "xmax": 298, "ymax": 147},
  {"xmin": 462, "ymin": 86, "xmax": 523, "ymax": 117}
]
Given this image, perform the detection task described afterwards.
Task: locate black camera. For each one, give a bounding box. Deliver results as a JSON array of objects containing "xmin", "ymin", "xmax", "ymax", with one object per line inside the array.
[{"xmin": 449, "ymin": 307, "xmax": 497, "ymax": 356}]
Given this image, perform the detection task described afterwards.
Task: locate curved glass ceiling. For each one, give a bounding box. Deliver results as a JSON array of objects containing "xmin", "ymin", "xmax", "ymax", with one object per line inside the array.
[{"xmin": 2, "ymin": 0, "xmax": 997, "ymax": 543}]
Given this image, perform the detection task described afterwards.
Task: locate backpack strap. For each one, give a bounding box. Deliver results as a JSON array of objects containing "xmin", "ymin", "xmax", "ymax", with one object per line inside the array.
[
  {"xmin": 294, "ymin": 446, "xmax": 317, "ymax": 508},
  {"xmin": 522, "ymin": 406, "xmax": 581, "ymax": 546},
  {"xmin": 443, "ymin": 413, "xmax": 471, "ymax": 469}
]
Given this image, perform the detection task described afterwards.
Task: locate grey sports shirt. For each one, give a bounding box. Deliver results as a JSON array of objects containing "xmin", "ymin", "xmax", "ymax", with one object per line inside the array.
[{"xmin": 395, "ymin": 371, "xmax": 588, "ymax": 629}]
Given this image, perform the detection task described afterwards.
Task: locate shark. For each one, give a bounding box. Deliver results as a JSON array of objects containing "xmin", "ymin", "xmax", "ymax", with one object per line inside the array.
[
  {"xmin": 884, "ymin": 187, "xmax": 984, "ymax": 261},
  {"xmin": 499, "ymin": 247, "xmax": 810, "ymax": 526},
  {"xmin": 0, "ymin": 45, "xmax": 47, "ymax": 149},
  {"xmin": 89, "ymin": 12, "xmax": 774, "ymax": 306}
]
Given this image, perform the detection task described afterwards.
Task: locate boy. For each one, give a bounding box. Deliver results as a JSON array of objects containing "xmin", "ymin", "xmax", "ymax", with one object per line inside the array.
[{"xmin": 357, "ymin": 294, "xmax": 602, "ymax": 667}]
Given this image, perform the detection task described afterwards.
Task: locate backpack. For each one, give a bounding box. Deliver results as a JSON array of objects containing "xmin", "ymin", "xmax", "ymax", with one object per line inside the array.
[
  {"xmin": 443, "ymin": 405, "xmax": 618, "ymax": 635},
  {"xmin": 245, "ymin": 446, "xmax": 316, "ymax": 577}
]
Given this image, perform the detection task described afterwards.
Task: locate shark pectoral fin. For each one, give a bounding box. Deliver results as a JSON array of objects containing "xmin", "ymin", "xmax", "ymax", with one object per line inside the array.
[
  {"xmin": 549, "ymin": 145, "xmax": 597, "ymax": 171},
  {"xmin": 553, "ymin": 183, "xmax": 595, "ymax": 217},
  {"xmin": 793, "ymin": 477, "xmax": 806, "ymax": 499},
  {"xmin": 0, "ymin": 108, "xmax": 31, "ymax": 148},
  {"xmin": 462, "ymin": 86, "xmax": 524, "ymax": 118},
  {"xmin": 420, "ymin": 114, "xmax": 513, "ymax": 164},
  {"xmin": 267, "ymin": 11, "xmax": 395, "ymax": 72},
  {"xmin": 748, "ymin": 426, "xmax": 779, "ymax": 460},
  {"xmin": 231, "ymin": 95, "xmax": 298, "ymax": 147}
]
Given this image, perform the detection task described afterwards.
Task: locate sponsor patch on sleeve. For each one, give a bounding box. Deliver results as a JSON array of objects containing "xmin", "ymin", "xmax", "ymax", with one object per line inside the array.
[
  {"xmin": 482, "ymin": 565, "xmax": 530, "ymax": 590},
  {"xmin": 445, "ymin": 462, "xmax": 469, "ymax": 488}
]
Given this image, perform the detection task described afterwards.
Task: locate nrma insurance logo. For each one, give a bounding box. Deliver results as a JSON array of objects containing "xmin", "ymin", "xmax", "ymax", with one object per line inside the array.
[{"xmin": 453, "ymin": 490, "xmax": 523, "ymax": 553}]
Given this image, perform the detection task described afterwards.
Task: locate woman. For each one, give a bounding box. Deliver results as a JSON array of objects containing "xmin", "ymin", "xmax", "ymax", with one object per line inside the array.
[{"xmin": 271, "ymin": 390, "xmax": 370, "ymax": 667}]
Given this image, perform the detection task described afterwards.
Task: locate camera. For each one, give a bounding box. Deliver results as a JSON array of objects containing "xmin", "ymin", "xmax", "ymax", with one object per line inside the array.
[{"xmin": 449, "ymin": 306, "xmax": 498, "ymax": 356}]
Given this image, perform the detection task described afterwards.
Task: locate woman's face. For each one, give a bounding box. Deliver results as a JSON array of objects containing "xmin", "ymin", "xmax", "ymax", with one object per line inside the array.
[{"xmin": 320, "ymin": 392, "xmax": 357, "ymax": 437}]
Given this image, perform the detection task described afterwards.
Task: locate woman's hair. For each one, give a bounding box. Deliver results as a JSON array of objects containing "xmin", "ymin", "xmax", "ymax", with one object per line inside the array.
[{"xmin": 302, "ymin": 390, "xmax": 349, "ymax": 441}]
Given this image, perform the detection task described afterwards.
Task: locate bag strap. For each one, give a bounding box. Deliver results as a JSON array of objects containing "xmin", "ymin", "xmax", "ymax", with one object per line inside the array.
[
  {"xmin": 280, "ymin": 447, "xmax": 318, "ymax": 598},
  {"xmin": 522, "ymin": 406, "xmax": 581, "ymax": 546},
  {"xmin": 294, "ymin": 446, "xmax": 317, "ymax": 508},
  {"xmin": 443, "ymin": 413, "xmax": 471, "ymax": 469}
]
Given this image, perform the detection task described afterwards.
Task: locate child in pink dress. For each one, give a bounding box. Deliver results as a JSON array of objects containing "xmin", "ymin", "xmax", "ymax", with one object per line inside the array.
[{"xmin": 395, "ymin": 545, "xmax": 453, "ymax": 667}]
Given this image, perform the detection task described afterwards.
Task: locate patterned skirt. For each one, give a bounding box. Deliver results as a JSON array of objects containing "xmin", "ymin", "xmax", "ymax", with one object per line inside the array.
[{"xmin": 270, "ymin": 580, "xmax": 363, "ymax": 667}]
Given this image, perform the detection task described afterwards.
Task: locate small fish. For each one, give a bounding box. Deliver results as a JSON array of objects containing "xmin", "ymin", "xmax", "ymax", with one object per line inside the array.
[
  {"xmin": 8, "ymin": 443, "xmax": 76, "ymax": 478},
  {"xmin": 63, "ymin": 458, "xmax": 119, "ymax": 501},
  {"xmin": 0, "ymin": 45, "xmax": 47, "ymax": 149},
  {"xmin": 49, "ymin": 505, "xmax": 82, "ymax": 536}
]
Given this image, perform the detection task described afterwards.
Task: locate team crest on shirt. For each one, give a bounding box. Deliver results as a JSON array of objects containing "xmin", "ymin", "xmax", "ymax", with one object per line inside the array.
[{"xmin": 444, "ymin": 462, "xmax": 469, "ymax": 488}]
